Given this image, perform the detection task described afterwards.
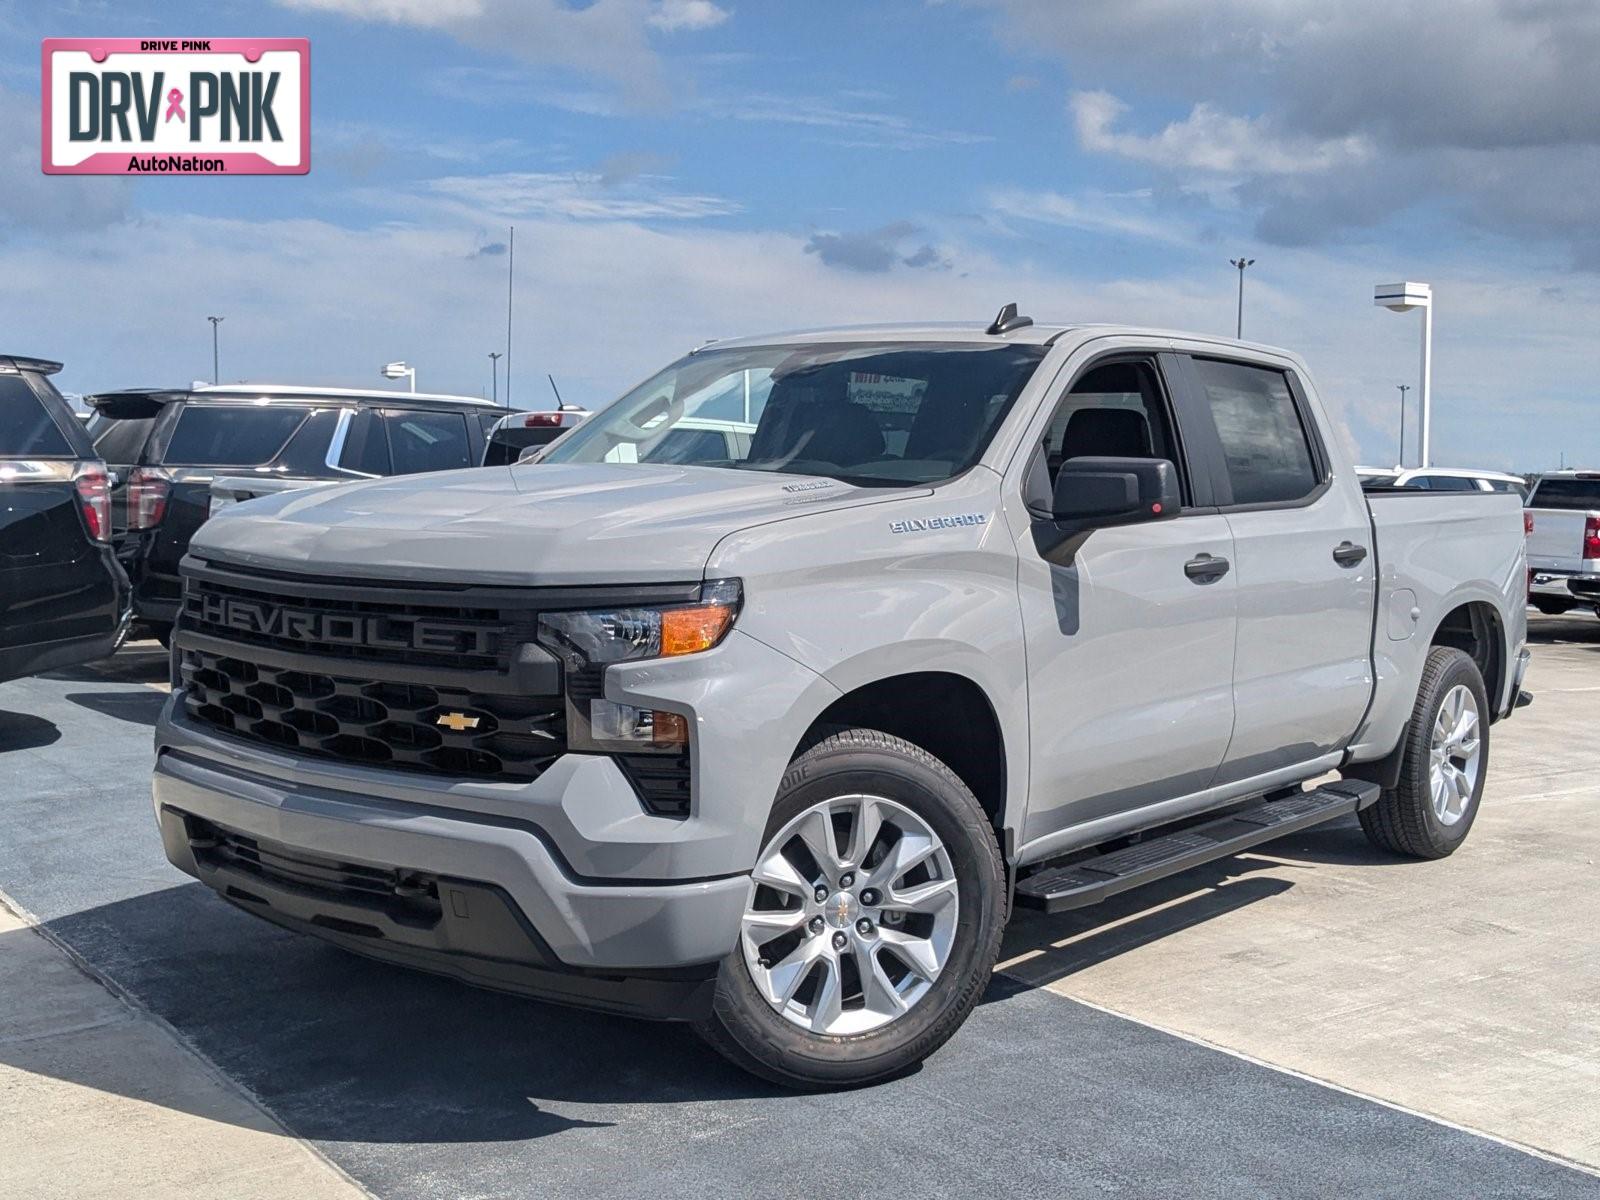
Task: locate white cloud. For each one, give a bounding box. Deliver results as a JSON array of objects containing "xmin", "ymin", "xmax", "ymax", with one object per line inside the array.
[
  {"xmin": 275, "ymin": 0, "xmax": 719, "ymax": 106},
  {"xmin": 282, "ymin": 0, "xmax": 482, "ymax": 24},
  {"xmin": 419, "ymin": 171, "xmax": 741, "ymax": 221},
  {"xmin": 6, "ymin": 196, "xmax": 1594, "ymax": 472},
  {"xmin": 986, "ymin": 186, "xmax": 1194, "ymax": 246},
  {"xmin": 703, "ymin": 93, "xmax": 990, "ymax": 151},
  {"xmin": 1070, "ymin": 91, "xmax": 1373, "ymax": 176},
  {"xmin": 648, "ymin": 0, "xmax": 730, "ymax": 32},
  {"xmin": 0, "ymin": 86, "xmax": 133, "ymax": 234}
]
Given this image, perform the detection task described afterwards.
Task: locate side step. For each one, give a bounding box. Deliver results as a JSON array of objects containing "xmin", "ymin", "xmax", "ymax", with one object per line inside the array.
[{"xmin": 1013, "ymin": 779, "xmax": 1381, "ymax": 914}]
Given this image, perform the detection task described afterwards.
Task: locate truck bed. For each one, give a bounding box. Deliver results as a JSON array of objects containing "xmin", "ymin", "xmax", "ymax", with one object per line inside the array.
[{"xmin": 1348, "ymin": 489, "xmax": 1528, "ymax": 763}]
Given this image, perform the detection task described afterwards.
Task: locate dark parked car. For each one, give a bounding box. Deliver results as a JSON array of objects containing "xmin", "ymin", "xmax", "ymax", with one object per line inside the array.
[
  {"xmin": 481, "ymin": 406, "xmax": 589, "ymax": 465},
  {"xmin": 85, "ymin": 384, "xmax": 505, "ymax": 644},
  {"xmin": 0, "ymin": 355, "xmax": 128, "ymax": 684}
]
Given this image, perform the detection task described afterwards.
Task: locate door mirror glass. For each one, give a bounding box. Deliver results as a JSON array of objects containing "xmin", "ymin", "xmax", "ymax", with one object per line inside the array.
[{"xmin": 1052, "ymin": 456, "xmax": 1181, "ymax": 527}]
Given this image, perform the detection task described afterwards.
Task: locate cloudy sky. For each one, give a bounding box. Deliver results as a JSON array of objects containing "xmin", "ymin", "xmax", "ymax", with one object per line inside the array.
[{"xmin": 4, "ymin": 0, "xmax": 1598, "ymax": 469}]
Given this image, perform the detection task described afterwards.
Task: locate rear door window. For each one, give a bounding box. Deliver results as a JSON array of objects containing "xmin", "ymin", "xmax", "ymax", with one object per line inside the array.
[
  {"xmin": 0, "ymin": 374, "xmax": 74, "ymax": 457},
  {"xmin": 88, "ymin": 414, "xmax": 157, "ymax": 465},
  {"xmin": 161, "ymin": 405, "xmax": 312, "ymax": 467},
  {"xmin": 1188, "ymin": 358, "xmax": 1321, "ymax": 506},
  {"xmin": 338, "ymin": 409, "xmax": 391, "ymax": 475},
  {"xmin": 1530, "ymin": 478, "xmax": 1600, "ymax": 510},
  {"xmin": 383, "ymin": 410, "xmax": 473, "ymax": 475}
]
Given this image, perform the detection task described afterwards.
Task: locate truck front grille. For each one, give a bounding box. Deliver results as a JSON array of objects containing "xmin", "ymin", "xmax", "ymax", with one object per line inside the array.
[
  {"xmin": 181, "ymin": 647, "xmax": 565, "ymax": 780},
  {"xmin": 177, "ymin": 561, "xmax": 696, "ymax": 814}
]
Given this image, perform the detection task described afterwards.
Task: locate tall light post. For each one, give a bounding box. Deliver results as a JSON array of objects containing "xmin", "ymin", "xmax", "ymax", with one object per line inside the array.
[
  {"xmin": 1396, "ymin": 384, "xmax": 1409, "ymax": 466},
  {"xmin": 1229, "ymin": 257, "xmax": 1255, "ymax": 339},
  {"xmin": 489, "ymin": 351, "xmax": 502, "ymax": 405},
  {"xmin": 206, "ymin": 315, "xmax": 224, "ymax": 383},
  {"xmin": 381, "ymin": 361, "xmax": 416, "ymax": 392},
  {"xmin": 1375, "ymin": 282, "xmax": 1434, "ymax": 466}
]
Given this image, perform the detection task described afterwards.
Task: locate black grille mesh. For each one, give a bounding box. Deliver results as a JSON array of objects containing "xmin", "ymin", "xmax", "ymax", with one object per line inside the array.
[{"xmin": 182, "ymin": 648, "xmax": 564, "ymax": 780}]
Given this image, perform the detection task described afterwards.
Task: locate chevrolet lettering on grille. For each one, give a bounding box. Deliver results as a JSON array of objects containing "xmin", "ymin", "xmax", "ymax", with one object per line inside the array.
[{"xmin": 196, "ymin": 593, "xmax": 495, "ymax": 655}]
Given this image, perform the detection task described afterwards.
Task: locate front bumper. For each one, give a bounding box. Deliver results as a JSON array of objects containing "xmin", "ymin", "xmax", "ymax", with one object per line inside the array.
[{"xmin": 153, "ymin": 726, "xmax": 750, "ymax": 1019}]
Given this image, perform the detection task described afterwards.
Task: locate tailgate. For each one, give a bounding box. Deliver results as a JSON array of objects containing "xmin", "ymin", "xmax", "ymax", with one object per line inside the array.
[{"xmin": 1525, "ymin": 508, "xmax": 1591, "ymax": 570}]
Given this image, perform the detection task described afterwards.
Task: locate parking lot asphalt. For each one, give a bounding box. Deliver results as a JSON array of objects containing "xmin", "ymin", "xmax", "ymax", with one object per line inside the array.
[{"xmin": 2, "ymin": 621, "xmax": 1598, "ymax": 1199}]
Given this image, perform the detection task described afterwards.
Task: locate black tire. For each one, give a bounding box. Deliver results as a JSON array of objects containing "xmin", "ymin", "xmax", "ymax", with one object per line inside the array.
[
  {"xmin": 695, "ymin": 727, "xmax": 1007, "ymax": 1090},
  {"xmin": 1359, "ymin": 646, "xmax": 1489, "ymax": 859},
  {"xmin": 1532, "ymin": 599, "xmax": 1575, "ymax": 616},
  {"xmin": 146, "ymin": 621, "xmax": 173, "ymax": 649}
]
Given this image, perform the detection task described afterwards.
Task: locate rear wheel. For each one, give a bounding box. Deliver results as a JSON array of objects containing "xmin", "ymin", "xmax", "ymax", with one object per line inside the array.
[
  {"xmin": 695, "ymin": 728, "xmax": 1006, "ymax": 1089},
  {"xmin": 1532, "ymin": 599, "xmax": 1575, "ymax": 616},
  {"xmin": 1359, "ymin": 646, "xmax": 1488, "ymax": 859}
]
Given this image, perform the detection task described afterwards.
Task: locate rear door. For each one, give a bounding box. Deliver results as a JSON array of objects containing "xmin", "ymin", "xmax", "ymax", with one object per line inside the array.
[
  {"xmin": 0, "ymin": 371, "xmax": 114, "ymax": 662},
  {"xmin": 1174, "ymin": 353, "xmax": 1376, "ymax": 785}
]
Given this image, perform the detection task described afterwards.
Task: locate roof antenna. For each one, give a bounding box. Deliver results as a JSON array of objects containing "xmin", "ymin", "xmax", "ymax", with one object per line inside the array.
[
  {"xmin": 987, "ymin": 301, "xmax": 1033, "ymax": 336},
  {"xmin": 547, "ymin": 373, "xmax": 564, "ymax": 409}
]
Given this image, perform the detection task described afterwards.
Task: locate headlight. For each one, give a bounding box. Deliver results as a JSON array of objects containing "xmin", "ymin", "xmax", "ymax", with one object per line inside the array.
[{"xmin": 536, "ymin": 579, "xmax": 741, "ymax": 753}]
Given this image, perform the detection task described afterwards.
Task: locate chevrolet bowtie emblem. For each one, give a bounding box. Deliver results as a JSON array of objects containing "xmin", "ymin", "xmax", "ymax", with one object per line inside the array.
[{"xmin": 435, "ymin": 712, "xmax": 480, "ymax": 732}]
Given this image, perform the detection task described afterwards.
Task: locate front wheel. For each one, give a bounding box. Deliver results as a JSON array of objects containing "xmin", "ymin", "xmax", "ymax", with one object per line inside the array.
[
  {"xmin": 1359, "ymin": 646, "xmax": 1489, "ymax": 859},
  {"xmin": 695, "ymin": 728, "xmax": 1006, "ymax": 1089}
]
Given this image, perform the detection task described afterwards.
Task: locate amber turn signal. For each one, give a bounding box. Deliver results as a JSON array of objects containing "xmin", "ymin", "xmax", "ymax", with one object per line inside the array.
[{"xmin": 660, "ymin": 602, "xmax": 736, "ymax": 657}]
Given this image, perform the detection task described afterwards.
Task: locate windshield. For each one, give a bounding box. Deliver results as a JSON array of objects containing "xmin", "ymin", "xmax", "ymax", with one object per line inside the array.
[{"xmin": 540, "ymin": 342, "xmax": 1047, "ymax": 486}]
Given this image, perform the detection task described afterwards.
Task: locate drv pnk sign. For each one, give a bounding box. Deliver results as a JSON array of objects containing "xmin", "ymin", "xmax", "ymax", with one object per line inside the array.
[{"xmin": 42, "ymin": 38, "xmax": 309, "ymax": 175}]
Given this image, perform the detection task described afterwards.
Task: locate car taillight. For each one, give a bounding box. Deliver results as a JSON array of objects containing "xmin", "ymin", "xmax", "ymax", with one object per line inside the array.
[
  {"xmin": 73, "ymin": 464, "xmax": 111, "ymax": 542},
  {"xmin": 1585, "ymin": 515, "xmax": 1600, "ymax": 560},
  {"xmin": 127, "ymin": 466, "xmax": 171, "ymax": 529},
  {"xmin": 1524, "ymin": 511, "xmax": 1533, "ymax": 537},
  {"xmin": 524, "ymin": 412, "xmax": 565, "ymax": 427}
]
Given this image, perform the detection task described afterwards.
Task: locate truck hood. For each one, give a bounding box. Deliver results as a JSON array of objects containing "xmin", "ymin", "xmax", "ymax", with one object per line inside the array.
[{"xmin": 191, "ymin": 462, "xmax": 915, "ymax": 585}]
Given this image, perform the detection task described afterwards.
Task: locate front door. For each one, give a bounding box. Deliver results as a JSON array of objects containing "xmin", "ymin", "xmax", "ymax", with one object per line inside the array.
[
  {"xmin": 1174, "ymin": 353, "xmax": 1375, "ymax": 784},
  {"xmin": 1010, "ymin": 350, "xmax": 1238, "ymax": 852}
]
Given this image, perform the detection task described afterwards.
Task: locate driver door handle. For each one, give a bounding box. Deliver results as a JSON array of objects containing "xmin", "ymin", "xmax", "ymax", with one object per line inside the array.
[
  {"xmin": 1185, "ymin": 553, "xmax": 1230, "ymax": 583},
  {"xmin": 1333, "ymin": 541, "xmax": 1368, "ymax": 568}
]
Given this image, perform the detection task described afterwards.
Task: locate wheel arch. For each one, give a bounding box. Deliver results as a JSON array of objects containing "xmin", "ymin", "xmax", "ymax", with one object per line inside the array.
[
  {"xmin": 798, "ymin": 670, "xmax": 1012, "ymax": 851},
  {"xmin": 1430, "ymin": 599, "xmax": 1505, "ymax": 712}
]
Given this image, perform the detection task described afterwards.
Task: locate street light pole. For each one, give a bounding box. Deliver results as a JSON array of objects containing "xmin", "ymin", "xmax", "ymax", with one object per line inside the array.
[
  {"xmin": 206, "ymin": 316, "xmax": 224, "ymax": 383},
  {"xmin": 1229, "ymin": 257, "xmax": 1255, "ymax": 339},
  {"xmin": 1375, "ymin": 282, "xmax": 1435, "ymax": 467},
  {"xmin": 1396, "ymin": 384, "xmax": 1409, "ymax": 466},
  {"xmin": 489, "ymin": 352, "xmax": 502, "ymax": 405}
]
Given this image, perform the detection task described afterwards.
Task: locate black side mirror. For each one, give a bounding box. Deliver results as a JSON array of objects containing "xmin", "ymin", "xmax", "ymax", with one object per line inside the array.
[{"xmin": 1052, "ymin": 456, "xmax": 1180, "ymax": 528}]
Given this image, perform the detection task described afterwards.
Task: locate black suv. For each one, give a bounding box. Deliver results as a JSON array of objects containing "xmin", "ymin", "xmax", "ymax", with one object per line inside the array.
[
  {"xmin": 85, "ymin": 385, "xmax": 507, "ymax": 643},
  {"xmin": 0, "ymin": 356, "xmax": 128, "ymax": 684}
]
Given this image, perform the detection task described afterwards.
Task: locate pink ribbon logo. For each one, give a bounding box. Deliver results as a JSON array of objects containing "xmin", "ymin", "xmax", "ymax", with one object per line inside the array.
[{"xmin": 164, "ymin": 88, "xmax": 185, "ymax": 123}]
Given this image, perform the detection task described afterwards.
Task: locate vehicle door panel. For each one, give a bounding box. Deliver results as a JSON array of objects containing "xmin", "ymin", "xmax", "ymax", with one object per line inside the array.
[
  {"xmin": 1009, "ymin": 346, "xmax": 1238, "ymax": 849},
  {"xmin": 1172, "ymin": 352, "xmax": 1375, "ymax": 783}
]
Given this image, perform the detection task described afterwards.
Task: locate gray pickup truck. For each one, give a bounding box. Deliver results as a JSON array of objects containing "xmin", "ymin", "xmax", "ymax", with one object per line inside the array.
[{"xmin": 151, "ymin": 312, "xmax": 1530, "ymax": 1087}]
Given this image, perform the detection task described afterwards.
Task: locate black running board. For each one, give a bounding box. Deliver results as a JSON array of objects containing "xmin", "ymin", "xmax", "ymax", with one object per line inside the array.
[{"xmin": 1014, "ymin": 779, "xmax": 1381, "ymax": 914}]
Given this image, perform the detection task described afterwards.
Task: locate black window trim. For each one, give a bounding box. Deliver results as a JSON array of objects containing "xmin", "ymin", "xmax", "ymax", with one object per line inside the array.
[
  {"xmin": 1023, "ymin": 348, "xmax": 1216, "ymax": 516},
  {"xmin": 1171, "ymin": 352, "xmax": 1332, "ymax": 514}
]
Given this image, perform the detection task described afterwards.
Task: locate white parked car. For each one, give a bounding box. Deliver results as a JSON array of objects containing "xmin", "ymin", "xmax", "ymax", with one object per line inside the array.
[{"xmin": 1357, "ymin": 466, "xmax": 1528, "ymax": 496}]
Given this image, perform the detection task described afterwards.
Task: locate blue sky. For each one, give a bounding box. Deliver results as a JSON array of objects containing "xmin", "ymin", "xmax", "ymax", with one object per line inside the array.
[{"xmin": 3, "ymin": 0, "xmax": 1598, "ymax": 470}]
